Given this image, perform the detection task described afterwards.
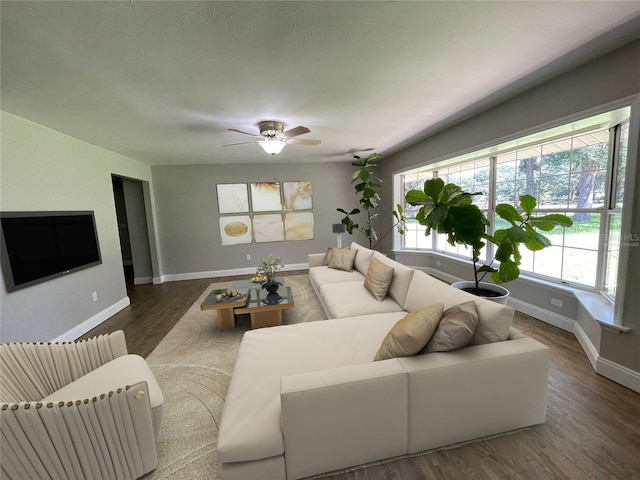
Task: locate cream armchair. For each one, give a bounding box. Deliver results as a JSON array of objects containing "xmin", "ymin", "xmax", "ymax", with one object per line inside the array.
[{"xmin": 0, "ymin": 331, "xmax": 163, "ymax": 479}]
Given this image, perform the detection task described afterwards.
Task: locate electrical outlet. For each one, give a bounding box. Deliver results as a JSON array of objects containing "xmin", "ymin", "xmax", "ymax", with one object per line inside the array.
[
  {"xmin": 92, "ymin": 291, "xmax": 98, "ymax": 302},
  {"xmin": 246, "ymin": 254, "xmax": 251, "ymax": 261},
  {"xmin": 435, "ymin": 260, "xmax": 442, "ymax": 267},
  {"xmin": 551, "ymin": 298, "xmax": 563, "ymax": 308}
]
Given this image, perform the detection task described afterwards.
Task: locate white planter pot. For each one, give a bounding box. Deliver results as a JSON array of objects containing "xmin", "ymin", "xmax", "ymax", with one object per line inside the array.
[{"xmin": 451, "ymin": 281, "xmax": 510, "ymax": 305}]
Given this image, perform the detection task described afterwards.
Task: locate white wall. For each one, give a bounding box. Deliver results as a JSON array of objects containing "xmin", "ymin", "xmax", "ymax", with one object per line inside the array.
[{"xmin": 0, "ymin": 112, "xmax": 155, "ymax": 342}]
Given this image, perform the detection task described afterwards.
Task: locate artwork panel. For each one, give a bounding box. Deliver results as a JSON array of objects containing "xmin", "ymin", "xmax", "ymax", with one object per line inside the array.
[
  {"xmin": 283, "ymin": 181, "xmax": 313, "ymax": 211},
  {"xmin": 219, "ymin": 215, "xmax": 252, "ymax": 245},
  {"xmin": 251, "ymin": 182, "xmax": 282, "ymax": 212},
  {"xmin": 285, "ymin": 212, "xmax": 314, "ymax": 241},
  {"xmin": 217, "ymin": 183, "xmax": 249, "ymax": 214},
  {"xmin": 253, "ymin": 214, "xmax": 285, "ymax": 243}
]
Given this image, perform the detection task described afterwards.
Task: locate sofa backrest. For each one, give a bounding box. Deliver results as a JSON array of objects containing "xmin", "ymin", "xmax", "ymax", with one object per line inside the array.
[
  {"xmin": 349, "ymin": 242, "xmax": 415, "ymax": 306},
  {"xmin": 403, "ymin": 270, "xmax": 514, "ymax": 345}
]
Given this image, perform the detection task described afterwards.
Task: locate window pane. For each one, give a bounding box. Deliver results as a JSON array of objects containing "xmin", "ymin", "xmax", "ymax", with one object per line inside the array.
[
  {"xmin": 604, "ymin": 215, "xmax": 622, "ymax": 297},
  {"xmin": 562, "ymin": 248, "xmax": 597, "ymax": 286},
  {"xmin": 615, "ymin": 122, "xmax": 629, "ymax": 208},
  {"xmin": 564, "ymin": 213, "xmax": 600, "ymax": 250},
  {"xmin": 532, "ymin": 246, "xmax": 563, "ymax": 279}
]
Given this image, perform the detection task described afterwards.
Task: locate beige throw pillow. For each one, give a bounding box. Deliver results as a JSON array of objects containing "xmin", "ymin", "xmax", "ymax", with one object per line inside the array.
[
  {"xmin": 364, "ymin": 257, "xmax": 394, "ymax": 301},
  {"xmin": 374, "ymin": 303, "xmax": 444, "ymax": 361},
  {"xmin": 323, "ymin": 248, "xmax": 335, "ymax": 266},
  {"xmin": 327, "ymin": 248, "xmax": 357, "ymax": 272},
  {"xmin": 422, "ymin": 301, "xmax": 479, "ymax": 353}
]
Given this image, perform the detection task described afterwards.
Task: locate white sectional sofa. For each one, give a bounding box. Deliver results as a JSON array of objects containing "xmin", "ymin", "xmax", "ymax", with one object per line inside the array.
[{"xmin": 217, "ymin": 243, "xmax": 550, "ymax": 480}]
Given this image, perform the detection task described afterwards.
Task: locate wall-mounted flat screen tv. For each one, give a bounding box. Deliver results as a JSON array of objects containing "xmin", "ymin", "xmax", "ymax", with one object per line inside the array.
[{"xmin": 1, "ymin": 211, "xmax": 102, "ymax": 292}]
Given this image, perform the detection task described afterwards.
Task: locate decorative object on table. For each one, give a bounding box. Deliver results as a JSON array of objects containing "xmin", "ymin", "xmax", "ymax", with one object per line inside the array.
[
  {"xmin": 405, "ymin": 178, "xmax": 573, "ymax": 300},
  {"xmin": 263, "ymin": 292, "xmax": 284, "ymax": 305},
  {"xmin": 336, "ymin": 153, "xmax": 406, "ymax": 250},
  {"xmin": 258, "ymin": 254, "xmax": 285, "ymax": 295},
  {"xmin": 250, "ymin": 272, "xmax": 266, "ymax": 283}
]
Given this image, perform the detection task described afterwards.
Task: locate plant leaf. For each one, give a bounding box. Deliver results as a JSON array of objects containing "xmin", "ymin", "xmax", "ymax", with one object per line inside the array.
[
  {"xmin": 405, "ymin": 190, "xmax": 428, "ymax": 205},
  {"xmin": 529, "ymin": 214, "xmax": 574, "ymax": 231},
  {"xmin": 525, "ymin": 229, "xmax": 551, "ymax": 251},
  {"xmin": 424, "ymin": 178, "xmax": 445, "ymax": 201},
  {"xmin": 519, "ymin": 194, "xmax": 537, "ymax": 216},
  {"xmin": 492, "ymin": 260, "xmax": 520, "ymax": 284},
  {"xmin": 506, "ymin": 225, "xmax": 530, "ymax": 243},
  {"xmin": 495, "ymin": 204, "xmax": 523, "ymax": 225}
]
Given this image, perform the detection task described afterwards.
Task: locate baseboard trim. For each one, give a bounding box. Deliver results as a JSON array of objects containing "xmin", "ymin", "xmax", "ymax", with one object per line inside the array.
[
  {"xmin": 596, "ymin": 357, "xmax": 640, "ymax": 393},
  {"xmin": 134, "ymin": 276, "xmax": 153, "ymax": 285},
  {"xmin": 159, "ymin": 263, "xmax": 308, "ymax": 283},
  {"xmin": 507, "ymin": 297, "xmax": 577, "ymax": 334},
  {"xmin": 52, "ymin": 297, "xmax": 131, "ymax": 342}
]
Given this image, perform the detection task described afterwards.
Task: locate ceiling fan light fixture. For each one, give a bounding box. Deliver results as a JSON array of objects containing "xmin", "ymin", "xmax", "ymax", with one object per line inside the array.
[{"xmin": 258, "ymin": 137, "xmax": 286, "ymax": 155}]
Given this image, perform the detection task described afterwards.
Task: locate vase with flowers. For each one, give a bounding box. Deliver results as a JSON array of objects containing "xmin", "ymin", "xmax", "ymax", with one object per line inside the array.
[{"xmin": 257, "ymin": 254, "xmax": 285, "ymax": 294}]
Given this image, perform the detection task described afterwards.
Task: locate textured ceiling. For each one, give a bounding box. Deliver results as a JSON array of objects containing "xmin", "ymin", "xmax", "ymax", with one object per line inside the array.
[{"xmin": 2, "ymin": 1, "xmax": 639, "ymax": 165}]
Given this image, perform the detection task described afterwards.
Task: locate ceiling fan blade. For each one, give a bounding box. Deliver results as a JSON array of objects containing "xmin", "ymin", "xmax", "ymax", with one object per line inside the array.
[
  {"xmin": 228, "ymin": 128, "xmax": 261, "ymax": 137},
  {"xmin": 222, "ymin": 141, "xmax": 257, "ymax": 147},
  {"xmin": 281, "ymin": 126, "xmax": 311, "ymax": 138},
  {"xmin": 287, "ymin": 138, "xmax": 321, "ymax": 146}
]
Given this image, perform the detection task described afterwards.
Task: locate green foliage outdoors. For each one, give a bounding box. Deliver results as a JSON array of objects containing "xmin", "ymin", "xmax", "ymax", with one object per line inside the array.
[{"xmin": 405, "ymin": 178, "xmax": 573, "ymax": 289}]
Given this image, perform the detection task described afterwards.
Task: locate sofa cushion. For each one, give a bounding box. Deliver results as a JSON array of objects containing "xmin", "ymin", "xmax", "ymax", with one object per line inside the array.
[
  {"xmin": 372, "ymin": 252, "xmax": 415, "ymax": 307},
  {"xmin": 328, "ymin": 248, "xmax": 357, "ymax": 271},
  {"xmin": 364, "ymin": 257, "xmax": 394, "ymax": 301},
  {"xmin": 350, "ymin": 242, "xmax": 375, "ymax": 274},
  {"xmin": 374, "ymin": 304, "xmax": 444, "ymax": 361},
  {"xmin": 403, "ymin": 270, "xmax": 513, "ymax": 345},
  {"xmin": 318, "ymin": 282, "xmax": 406, "ymax": 319},
  {"xmin": 422, "ymin": 301, "xmax": 479, "ymax": 353},
  {"xmin": 217, "ymin": 313, "xmax": 405, "ymax": 464},
  {"xmin": 309, "ymin": 265, "xmax": 364, "ymax": 288}
]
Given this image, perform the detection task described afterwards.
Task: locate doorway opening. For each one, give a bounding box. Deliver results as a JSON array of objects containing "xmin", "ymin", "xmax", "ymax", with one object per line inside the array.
[{"xmin": 112, "ymin": 176, "xmax": 154, "ymax": 286}]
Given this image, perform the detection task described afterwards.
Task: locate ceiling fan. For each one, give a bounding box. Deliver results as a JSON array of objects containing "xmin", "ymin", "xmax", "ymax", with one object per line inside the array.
[{"xmin": 223, "ymin": 121, "xmax": 321, "ymax": 155}]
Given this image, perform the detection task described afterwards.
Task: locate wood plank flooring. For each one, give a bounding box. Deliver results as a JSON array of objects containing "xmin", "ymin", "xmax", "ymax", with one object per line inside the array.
[{"xmin": 80, "ymin": 273, "xmax": 640, "ymax": 479}]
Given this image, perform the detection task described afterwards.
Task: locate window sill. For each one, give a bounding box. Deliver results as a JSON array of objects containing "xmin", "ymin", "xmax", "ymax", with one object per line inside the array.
[{"xmin": 572, "ymin": 290, "xmax": 630, "ymax": 334}]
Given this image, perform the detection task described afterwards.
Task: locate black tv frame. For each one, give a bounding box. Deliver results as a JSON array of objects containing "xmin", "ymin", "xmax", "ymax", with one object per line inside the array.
[{"xmin": 1, "ymin": 211, "xmax": 102, "ymax": 292}]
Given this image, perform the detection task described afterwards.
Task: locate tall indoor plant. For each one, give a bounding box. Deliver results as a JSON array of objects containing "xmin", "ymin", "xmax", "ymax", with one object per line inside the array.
[
  {"xmin": 405, "ymin": 178, "xmax": 573, "ymax": 298},
  {"xmin": 337, "ymin": 153, "xmax": 406, "ymax": 249}
]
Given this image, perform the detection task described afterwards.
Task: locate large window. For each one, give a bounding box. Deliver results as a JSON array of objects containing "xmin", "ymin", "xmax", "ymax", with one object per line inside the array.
[{"xmin": 396, "ymin": 108, "xmax": 631, "ymax": 299}]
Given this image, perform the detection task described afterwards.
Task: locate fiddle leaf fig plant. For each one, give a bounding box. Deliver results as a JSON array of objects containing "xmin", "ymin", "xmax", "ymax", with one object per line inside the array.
[
  {"xmin": 337, "ymin": 153, "xmax": 406, "ymax": 249},
  {"xmin": 406, "ymin": 178, "xmax": 573, "ymax": 293}
]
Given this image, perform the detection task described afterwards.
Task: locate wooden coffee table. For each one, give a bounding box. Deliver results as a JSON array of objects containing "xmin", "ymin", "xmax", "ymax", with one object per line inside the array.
[
  {"xmin": 233, "ymin": 283, "xmax": 294, "ymax": 329},
  {"xmin": 200, "ymin": 288, "xmax": 249, "ymax": 330}
]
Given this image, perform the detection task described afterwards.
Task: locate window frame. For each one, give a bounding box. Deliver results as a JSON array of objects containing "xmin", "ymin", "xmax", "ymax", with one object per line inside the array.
[{"xmin": 394, "ymin": 107, "xmax": 632, "ymax": 301}]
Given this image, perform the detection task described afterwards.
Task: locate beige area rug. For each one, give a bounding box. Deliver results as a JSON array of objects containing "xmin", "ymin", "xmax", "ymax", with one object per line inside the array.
[
  {"xmin": 143, "ymin": 275, "xmax": 326, "ymax": 479},
  {"xmin": 143, "ymin": 275, "xmax": 529, "ymax": 479}
]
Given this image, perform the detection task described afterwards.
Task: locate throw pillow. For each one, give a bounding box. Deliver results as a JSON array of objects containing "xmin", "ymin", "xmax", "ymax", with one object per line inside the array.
[
  {"xmin": 323, "ymin": 248, "xmax": 335, "ymax": 266},
  {"xmin": 327, "ymin": 248, "xmax": 357, "ymax": 272},
  {"xmin": 364, "ymin": 257, "xmax": 394, "ymax": 301},
  {"xmin": 421, "ymin": 301, "xmax": 479, "ymax": 353},
  {"xmin": 374, "ymin": 303, "xmax": 444, "ymax": 361}
]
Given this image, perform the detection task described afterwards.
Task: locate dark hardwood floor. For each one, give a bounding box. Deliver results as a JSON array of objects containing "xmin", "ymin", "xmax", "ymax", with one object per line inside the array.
[
  {"xmin": 81, "ymin": 272, "xmax": 640, "ymax": 479},
  {"xmin": 78, "ymin": 271, "xmax": 306, "ymax": 357}
]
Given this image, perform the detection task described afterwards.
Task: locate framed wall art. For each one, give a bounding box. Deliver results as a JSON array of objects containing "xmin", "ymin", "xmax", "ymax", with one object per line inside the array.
[
  {"xmin": 218, "ymin": 180, "xmax": 313, "ymax": 245},
  {"xmin": 217, "ymin": 183, "xmax": 249, "ymax": 214}
]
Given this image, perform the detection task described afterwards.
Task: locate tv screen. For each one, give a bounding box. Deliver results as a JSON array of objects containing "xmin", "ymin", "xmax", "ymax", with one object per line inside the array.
[{"xmin": 1, "ymin": 211, "xmax": 102, "ymax": 292}]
